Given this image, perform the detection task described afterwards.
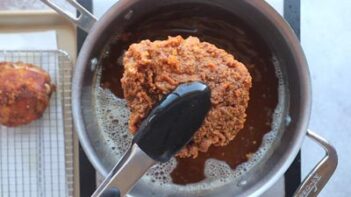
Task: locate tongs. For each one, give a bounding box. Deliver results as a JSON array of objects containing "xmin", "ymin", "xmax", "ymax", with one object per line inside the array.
[{"xmin": 92, "ymin": 82, "xmax": 211, "ymax": 197}]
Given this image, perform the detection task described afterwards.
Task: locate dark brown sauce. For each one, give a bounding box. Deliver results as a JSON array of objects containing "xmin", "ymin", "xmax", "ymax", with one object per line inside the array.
[{"xmin": 99, "ymin": 5, "xmax": 278, "ymax": 185}]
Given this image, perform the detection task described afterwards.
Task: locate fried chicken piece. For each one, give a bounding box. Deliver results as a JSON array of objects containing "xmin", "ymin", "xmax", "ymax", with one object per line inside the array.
[
  {"xmin": 122, "ymin": 36, "xmax": 252, "ymax": 158},
  {"xmin": 0, "ymin": 62, "xmax": 55, "ymax": 127}
]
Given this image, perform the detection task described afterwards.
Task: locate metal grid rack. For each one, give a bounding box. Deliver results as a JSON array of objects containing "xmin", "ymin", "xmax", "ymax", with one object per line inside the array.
[{"xmin": 0, "ymin": 50, "xmax": 74, "ymax": 197}]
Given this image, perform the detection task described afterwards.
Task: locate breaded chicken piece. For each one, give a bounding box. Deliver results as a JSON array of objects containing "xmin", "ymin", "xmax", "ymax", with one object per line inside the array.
[
  {"xmin": 0, "ymin": 62, "xmax": 55, "ymax": 127},
  {"xmin": 122, "ymin": 36, "xmax": 252, "ymax": 158}
]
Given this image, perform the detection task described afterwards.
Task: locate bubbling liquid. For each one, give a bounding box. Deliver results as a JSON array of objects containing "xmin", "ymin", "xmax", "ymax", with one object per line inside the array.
[
  {"xmin": 94, "ymin": 87, "xmax": 132, "ymax": 157},
  {"xmin": 94, "ymin": 4, "xmax": 288, "ymax": 194},
  {"xmin": 95, "ymin": 60, "xmax": 286, "ymax": 191}
]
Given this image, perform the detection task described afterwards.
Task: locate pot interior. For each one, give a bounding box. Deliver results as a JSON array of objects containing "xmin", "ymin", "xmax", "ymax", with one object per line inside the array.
[{"xmin": 75, "ymin": 0, "xmax": 310, "ymax": 196}]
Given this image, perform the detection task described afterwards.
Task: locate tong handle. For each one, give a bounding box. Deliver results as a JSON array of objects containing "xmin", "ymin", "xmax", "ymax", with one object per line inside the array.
[{"xmin": 92, "ymin": 144, "xmax": 156, "ymax": 197}]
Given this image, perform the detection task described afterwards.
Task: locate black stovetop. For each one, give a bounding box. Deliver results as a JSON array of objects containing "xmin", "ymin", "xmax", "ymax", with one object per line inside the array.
[{"xmin": 76, "ymin": 0, "xmax": 301, "ymax": 196}]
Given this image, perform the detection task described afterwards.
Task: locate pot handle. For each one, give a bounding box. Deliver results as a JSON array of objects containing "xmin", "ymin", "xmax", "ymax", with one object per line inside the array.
[
  {"xmin": 294, "ymin": 130, "xmax": 338, "ymax": 197},
  {"xmin": 40, "ymin": 0, "xmax": 97, "ymax": 32}
]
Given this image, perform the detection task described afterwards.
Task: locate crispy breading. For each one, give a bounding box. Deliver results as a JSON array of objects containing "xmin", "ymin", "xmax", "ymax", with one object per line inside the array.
[
  {"xmin": 0, "ymin": 62, "xmax": 55, "ymax": 127},
  {"xmin": 122, "ymin": 36, "xmax": 252, "ymax": 158}
]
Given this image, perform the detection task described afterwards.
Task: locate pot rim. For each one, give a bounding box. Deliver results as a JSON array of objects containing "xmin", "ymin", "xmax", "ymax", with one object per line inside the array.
[{"xmin": 72, "ymin": 0, "xmax": 312, "ymax": 196}]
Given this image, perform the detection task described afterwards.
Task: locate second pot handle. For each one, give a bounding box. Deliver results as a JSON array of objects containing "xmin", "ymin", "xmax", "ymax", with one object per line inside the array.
[
  {"xmin": 294, "ymin": 130, "xmax": 338, "ymax": 197},
  {"xmin": 40, "ymin": 0, "xmax": 97, "ymax": 32}
]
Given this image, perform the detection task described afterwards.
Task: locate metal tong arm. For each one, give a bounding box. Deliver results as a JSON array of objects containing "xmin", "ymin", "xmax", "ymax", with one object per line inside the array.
[
  {"xmin": 92, "ymin": 144, "xmax": 156, "ymax": 197},
  {"xmin": 294, "ymin": 130, "xmax": 338, "ymax": 197},
  {"xmin": 40, "ymin": 0, "xmax": 97, "ymax": 32}
]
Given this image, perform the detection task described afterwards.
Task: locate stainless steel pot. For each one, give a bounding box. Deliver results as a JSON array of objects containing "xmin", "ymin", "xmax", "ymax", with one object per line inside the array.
[{"xmin": 41, "ymin": 0, "xmax": 338, "ymax": 196}]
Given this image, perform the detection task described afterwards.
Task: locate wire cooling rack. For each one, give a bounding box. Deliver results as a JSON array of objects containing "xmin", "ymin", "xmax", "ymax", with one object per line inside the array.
[{"xmin": 0, "ymin": 50, "xmax": 74, "ymax": 197}]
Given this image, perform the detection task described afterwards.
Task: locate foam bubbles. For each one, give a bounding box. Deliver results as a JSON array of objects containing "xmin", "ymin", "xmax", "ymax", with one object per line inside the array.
[
  {"xmin": 93, "ymin": 54, "xmax": 289, "ymax": 193},
  {"xmin": 145, "ymin": 157, "xmax": 177, "ymax": 185},
  {"xmin": 204, "ymin": 159, "xmax": 235, "ymax": 181},
  {"xmin": 95, "ymin": 87, "xmax": 132, "ymax": 157}
]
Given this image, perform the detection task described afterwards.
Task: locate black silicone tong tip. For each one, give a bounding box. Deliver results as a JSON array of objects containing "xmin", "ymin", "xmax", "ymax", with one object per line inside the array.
[{"xmin": 133, "ymin": 81, "xmax": 211, "ymax": 162}]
